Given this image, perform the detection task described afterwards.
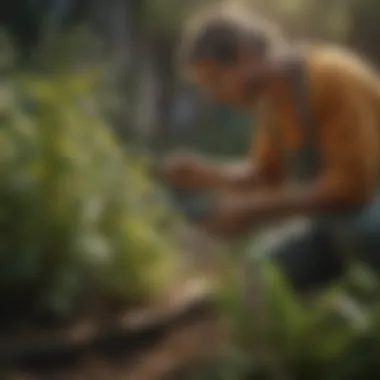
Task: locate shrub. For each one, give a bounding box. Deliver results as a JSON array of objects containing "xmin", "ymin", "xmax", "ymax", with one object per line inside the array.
[{"xmin": 0, "ymin": 66, "xmax": 182, "ymax": 319}]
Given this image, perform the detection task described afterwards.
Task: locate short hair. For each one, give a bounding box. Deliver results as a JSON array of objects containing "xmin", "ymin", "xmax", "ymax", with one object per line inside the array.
[{"xmin": 180, "ymin": 5, "xmax": 283, "ymax": 67}]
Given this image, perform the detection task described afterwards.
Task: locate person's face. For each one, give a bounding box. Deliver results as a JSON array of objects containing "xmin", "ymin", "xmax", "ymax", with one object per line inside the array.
[{"xmin": 190, "ymin": 50, "xmax": 267, "ymax": 109}]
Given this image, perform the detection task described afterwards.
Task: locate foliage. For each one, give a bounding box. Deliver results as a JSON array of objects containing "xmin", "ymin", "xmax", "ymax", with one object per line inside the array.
[
  {"xmin": 185, "ymin": 256, "xmax": 380, "ymax": 380},
  {"xmin": 240, "ymin": 0, "xmax": 351, "ymax": 42},
  {"xmin": 0, "ymin": 51, "xmax": 183, "ymax": 319},
  {"xmin": 142, "ymin": 0, "xmax": 222, "ymax": 34}
]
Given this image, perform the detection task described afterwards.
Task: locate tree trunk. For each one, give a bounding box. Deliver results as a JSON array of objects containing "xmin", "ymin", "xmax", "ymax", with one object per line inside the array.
[{"xmin": 149, "ymin": 36, "xmax": 177, "ymax": 152}]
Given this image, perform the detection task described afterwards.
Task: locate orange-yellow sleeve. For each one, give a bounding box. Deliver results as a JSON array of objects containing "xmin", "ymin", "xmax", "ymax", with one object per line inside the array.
[{"xmin": 319, "ymin": 90, "xmax": 378, "ymax": 206}]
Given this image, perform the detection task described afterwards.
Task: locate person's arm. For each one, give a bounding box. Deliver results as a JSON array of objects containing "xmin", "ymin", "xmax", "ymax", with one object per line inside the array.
[
  {"xmin": 203, "ymin": 91, "xmax": 378, "ymax": 237},
  {"xmin": 225, "ymin": 123, "xmax": 285, "ymax": 190},
  {"xmin": 161, "ymin": 122, "xmax": 284, "ymax": 191}
]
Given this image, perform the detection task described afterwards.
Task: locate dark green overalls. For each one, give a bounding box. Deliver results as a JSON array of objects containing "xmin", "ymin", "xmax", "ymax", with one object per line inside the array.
[{"xmin": 259, "ymin": 54, "xmax": 380, "ymax": 292}]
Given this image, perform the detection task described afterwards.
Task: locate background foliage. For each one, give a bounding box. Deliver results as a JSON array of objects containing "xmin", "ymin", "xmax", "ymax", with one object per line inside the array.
[
  {"xmin": 0, "ymin": 40, "xmax": 183, "ymax": 320},
  {"xmin": 2, "ymin": 0, "xmax": 380, "ymax": 379}
]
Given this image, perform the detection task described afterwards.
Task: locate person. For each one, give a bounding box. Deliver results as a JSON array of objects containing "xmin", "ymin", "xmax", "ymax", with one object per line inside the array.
[{"xmin": 160, "ymin": 7, "xmax": 380, "ymax": 293}]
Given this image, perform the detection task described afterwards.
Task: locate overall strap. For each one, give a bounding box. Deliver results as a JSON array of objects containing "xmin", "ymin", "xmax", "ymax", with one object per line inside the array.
[
  {"xmin": 285, "ymin": 54, "xmax": 352, "ymax": 251},
  {"xmin": 269, "ymin": 52, "xmax": 321, "ymax": 182},
  {"xmin": 286, "ymin": 54, "xmax": 321, "ymax": 180}
]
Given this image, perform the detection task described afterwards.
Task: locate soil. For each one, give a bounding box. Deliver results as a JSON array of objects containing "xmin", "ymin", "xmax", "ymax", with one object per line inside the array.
[{"xmin": 2, "ymin": 280, "xmax": 224, "ymax": 380}]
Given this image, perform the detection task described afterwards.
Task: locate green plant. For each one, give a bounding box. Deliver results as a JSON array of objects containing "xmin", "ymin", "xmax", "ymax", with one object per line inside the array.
[
  {"xmin": 0, "ymin": 64, "xmax": 184, "ymax": 319},
  {"xmin": 199, "ymin": 253, "xmax": 380, "ymax": 380}
]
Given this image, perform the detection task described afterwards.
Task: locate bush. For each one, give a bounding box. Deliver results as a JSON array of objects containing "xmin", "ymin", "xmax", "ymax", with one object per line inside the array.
[{"xmin": 0, "ymin": 65, "xmax": 183, "ymax": 319}]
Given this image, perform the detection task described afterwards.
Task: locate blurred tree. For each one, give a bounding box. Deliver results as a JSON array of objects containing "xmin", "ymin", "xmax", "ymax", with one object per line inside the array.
[
  {"xmin": 132, "ymin": 0, "xmax": 223, "ymax": 150},
  {"xmin": 0, "ymin": 0, "xmax": 44, "ymax": 60},
  {"xmin": 241, "ymin": 0, "xmax": 350, "ymax": 41},
  {"xmin": 348, "ymin": 0, "xmax": 380, "ymax": 65},
  {"xmin": 0, "ymin": 0, "xmax": 104, "ymax": 66}
]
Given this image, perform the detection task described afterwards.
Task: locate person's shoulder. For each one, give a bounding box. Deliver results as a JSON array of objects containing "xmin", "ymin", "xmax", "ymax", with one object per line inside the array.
[{"xmin": 301, "ymin": 43, "xmax": 379, "ymax": 86}]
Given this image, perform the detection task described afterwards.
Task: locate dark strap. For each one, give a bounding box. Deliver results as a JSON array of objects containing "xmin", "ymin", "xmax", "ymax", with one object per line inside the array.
[
  {"xmin": 287, "ymin": 54, "xmax": 320, "ymax": 180},
  {"xmin": 268, "ymin": 53, "xmax": 321, "ymax": 181}
]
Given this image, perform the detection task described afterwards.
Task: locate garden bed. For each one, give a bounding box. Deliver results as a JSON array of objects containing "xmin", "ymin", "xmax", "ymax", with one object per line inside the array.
[{"xmin": 2, "ymin": 280, "xmax": 222, "ymax": 380}]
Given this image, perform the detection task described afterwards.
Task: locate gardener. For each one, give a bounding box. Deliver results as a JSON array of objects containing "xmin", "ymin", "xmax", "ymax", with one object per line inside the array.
[{"xmin": 161, "ymin": 7, "xmax": 380, "ymax": 292}]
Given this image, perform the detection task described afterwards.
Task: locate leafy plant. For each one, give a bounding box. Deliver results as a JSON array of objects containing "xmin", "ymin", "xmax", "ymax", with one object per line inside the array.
[{"xmin": 0, "ymin": 60, "xmax": 184, "ymax": 319}]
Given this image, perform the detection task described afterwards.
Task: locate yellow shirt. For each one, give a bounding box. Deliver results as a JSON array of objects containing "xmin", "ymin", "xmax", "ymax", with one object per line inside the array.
[{"xmin": 253, "ymin": 45, "xmax": 380, "ymax": 206}]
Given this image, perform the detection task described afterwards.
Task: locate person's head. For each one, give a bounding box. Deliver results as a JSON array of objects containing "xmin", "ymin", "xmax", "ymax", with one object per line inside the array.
[{"xmin": 181, "ymin": 7, "xmax": 284, "ymax": 108}]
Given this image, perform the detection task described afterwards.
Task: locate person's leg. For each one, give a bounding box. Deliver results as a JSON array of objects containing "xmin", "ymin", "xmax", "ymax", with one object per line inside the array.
[
  {"xmin": 348, "ymin": 195, "xmax": 380, "ymax": 272},
  {"xmin": 256, "ymin": 220, "xmax": 348, "ymax": 293}
]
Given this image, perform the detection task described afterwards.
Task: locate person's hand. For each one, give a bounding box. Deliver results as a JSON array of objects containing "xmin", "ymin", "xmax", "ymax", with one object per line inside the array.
[
  {"xmin": 202, "ymin": 195, "xmax": 252, "ymax": 238},
  {"xmin": 160, "ymin": 153, "xmax": 214, "ymax": 190}
]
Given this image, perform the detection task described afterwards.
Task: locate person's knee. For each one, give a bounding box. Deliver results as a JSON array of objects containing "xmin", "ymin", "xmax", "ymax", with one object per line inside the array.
[{"xmin": 262, "ymin": 223, "xmax": 347, "ymax": 293}]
